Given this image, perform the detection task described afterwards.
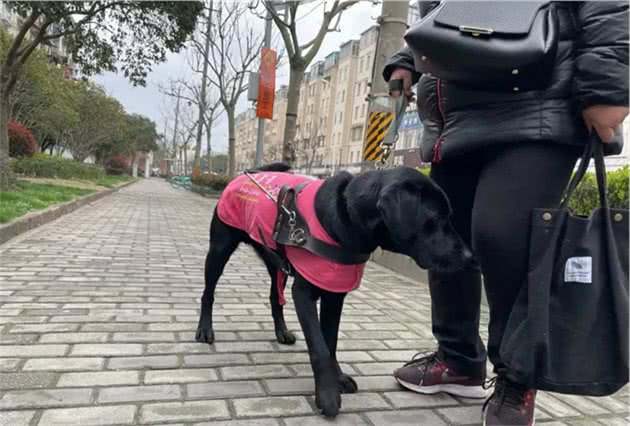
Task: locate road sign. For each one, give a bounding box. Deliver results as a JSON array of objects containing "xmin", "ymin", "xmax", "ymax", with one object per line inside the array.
[{"xmin": 363, "ymin": 111, "xmax": 394, "ymax": 161}]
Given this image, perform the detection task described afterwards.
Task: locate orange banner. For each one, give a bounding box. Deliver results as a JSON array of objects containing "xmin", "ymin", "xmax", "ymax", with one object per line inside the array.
[{"xmin": 256, "ymin": 48, "xmax": 276, "ymax": 120}]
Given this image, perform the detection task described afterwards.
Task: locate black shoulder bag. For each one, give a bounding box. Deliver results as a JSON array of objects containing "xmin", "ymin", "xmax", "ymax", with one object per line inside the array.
[
  {"xmin": 404, "ymin": 1, "xmax": 559, "ymax": 92},
  {"xmin": 500, "ymin": 135, "xmax": 629, "ymax": 396}
]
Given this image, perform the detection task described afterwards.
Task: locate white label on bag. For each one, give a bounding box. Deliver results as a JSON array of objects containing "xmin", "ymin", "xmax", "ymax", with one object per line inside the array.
[{"xmin": 564, "ymin": 256, "xmax": 592, "ymax": 284}]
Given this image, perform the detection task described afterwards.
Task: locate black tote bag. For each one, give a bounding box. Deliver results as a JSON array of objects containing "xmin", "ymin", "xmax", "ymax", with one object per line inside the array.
[{"xmin": 500, "ymin": 136, "xmax": 629, "ymax": 396}]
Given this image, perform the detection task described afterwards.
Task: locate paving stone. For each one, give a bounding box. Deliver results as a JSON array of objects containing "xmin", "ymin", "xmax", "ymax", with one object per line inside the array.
[
  {"xmin": 0, "ymin": 358, "xmax": 21, "ymax": 371},
  {"xmin": 71, "ymin": 344, "xmax": 143, "ymax": 356},
  {"xmin": 338, "ymin": 393, "xmax": 392, "ymax": 411},
  {"xmin": 39, "ymin": 333, "xmax": 109, "ymax": 343},
  {"xmin": 193, "ymin": 420, "xmax": 280, "ymax": 426},
  {"xmin": 187, "ymin": 381, "xmax": 265, "ymax": 399},
  {"xmin": 232, "ymin": 396, "xmax": 313, "ymax": 417},
  {"xmin": 0, "ymin": 345, "xmax": 67, "ymax": 357},
  {"xmin": 221, "ymin": 364, "xmax": 292, "ymax": 380},
  {"xmin": 0, "ymin": 372, "xmax": 57, "ymax": 389},
  {"xmin": 283, "ymin": 414, "xmax": 367, "ymax": 425},
  {"xmin": 353, "ymin": 375, "xmax": 399, "ymax": 392},
  {"xmin": 147, "ymin": 343, "xmax": 212, "ymax": 354},
  {"xmin": 0, "ymin": 388, "xmax": 92, "ymax": 409},
  {"xmin": 38, "ymin": 405, "xmax": 136, "ymax": 426},
  {"xmin": 265, "ymin": 378, "xmax": 314, "ymax": 395},
  {"xmin": 140, "ymin": 400, "xmax": 230, "ymax": 423},
  {"xmin": 365, "ymin": 409, "xmax": 447, "ymax": 425},
  {"xmin": 352, "ymin": 362, "xmax": 401, "ymax": 376},
  {"xmin": 112, "ymin": 332, "xmax": 176, "ymax": 342},
  {"xmin": 383, "ymin": 391, "xmax": 458, "ymax": 408},
  {"xmin": 108, "ymin": 355, "xmax": 179, "ymax": 370},
  {"xmin": 0, "ymin": 410, "xmax": 35, "ymax": 426},
  {"xmin": 98, "ymin": 384, "xmax": 181, "ymax": 403},
  {"xmin": 184, "ymin": 353, "xmax": 250, "ymax": 367},
  {"xmin": 23, "ymin": 357, "xmax": 104, "ymax": 371},
  {"xmin": 144, "ymin": 368, "xmax": 218, "ymax": 384},
  {"xmin": 436, "ymin": 405, "xmax": 484, "ymax": 425},
  {"xmin": 10, "ymin": 323, "xmax": 79, "ymax": 333},
  {"xmin": 57, "ymin": 371, "xmax": 140, "ymax": 387}
]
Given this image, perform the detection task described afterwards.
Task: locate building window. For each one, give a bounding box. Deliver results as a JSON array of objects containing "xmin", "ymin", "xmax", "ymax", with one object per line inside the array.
[
  {"xmin": 361, "ymin": 104, "xmax": 366, "ymax": 117},
  {"xmin": 352, "ymin": 125, "xmax": 363, "ymax": 141},
  {"xmin": 341, "ymin": 90, "xmax": 345, "ymax": 102},
  {"xmin": 360, "ymin": 57, "xmax": 364, "ymax": 72},
  {"xmin": 354, "ymin": 106, "xmax": 359, "ymax": 120}
]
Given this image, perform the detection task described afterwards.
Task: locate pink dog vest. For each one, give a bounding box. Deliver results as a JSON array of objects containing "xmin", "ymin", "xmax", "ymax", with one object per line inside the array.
[{"xmin": 217, "ymin": 172, "xmax": 366, "ymax": 304}]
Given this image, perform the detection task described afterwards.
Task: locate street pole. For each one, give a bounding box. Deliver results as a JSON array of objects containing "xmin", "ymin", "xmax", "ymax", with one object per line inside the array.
[
  {"xmin": 361, "ymin": 0, "xmax": 409, "ymax": 172},
  {"xmin": 172, "ymin": 87, "xmax": 181, "ymax": 174},
  {"xmin": 254, "ymin": 11, "xmax": 273, "ymax": 167}
]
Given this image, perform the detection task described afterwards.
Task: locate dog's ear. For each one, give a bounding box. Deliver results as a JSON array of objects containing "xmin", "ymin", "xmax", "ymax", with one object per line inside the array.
[{"xmin": 376, "ymin": 183, "xmax": 421, "ymax": 243}]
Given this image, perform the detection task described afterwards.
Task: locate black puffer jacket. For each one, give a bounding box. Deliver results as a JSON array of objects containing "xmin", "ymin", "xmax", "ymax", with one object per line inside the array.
[{"xmin": 384, "ymin": 1, "xmax": 629, "ymax": 163}]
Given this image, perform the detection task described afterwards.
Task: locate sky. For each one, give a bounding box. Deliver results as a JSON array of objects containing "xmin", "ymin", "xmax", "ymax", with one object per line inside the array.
[{"xmin": 93, "ymin": 1, "xmax": 383, "ymax": 154}]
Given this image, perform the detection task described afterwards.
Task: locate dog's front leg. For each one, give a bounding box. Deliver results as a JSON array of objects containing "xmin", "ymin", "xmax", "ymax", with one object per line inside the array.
[
  {"xmin": 292, "ymin": 276, "xmax": 341, "ymax": 418},
  {"xmin": 320, "ymin": 291, "xmax": 358, "ymax": 394}
]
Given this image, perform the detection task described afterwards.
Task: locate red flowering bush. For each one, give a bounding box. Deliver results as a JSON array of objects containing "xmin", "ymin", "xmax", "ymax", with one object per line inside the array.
[
  {"xmin": 8, "ymin": 120, "xmax": 37, "ymax": 158},
  {"xmin": 105, "ymin": 155, "xmax": 130, "ymax": 175}
]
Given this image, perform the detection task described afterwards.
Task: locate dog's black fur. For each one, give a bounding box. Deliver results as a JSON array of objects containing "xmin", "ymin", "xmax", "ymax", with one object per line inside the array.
[{"xmin": 196, "ymin": 163, "xmax": 474, "ymax": 418}]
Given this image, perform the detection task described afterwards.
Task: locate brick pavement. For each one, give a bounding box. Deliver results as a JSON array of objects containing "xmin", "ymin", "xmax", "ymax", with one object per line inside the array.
[{"xmin": 0, "ymin": 178, "xmax": 627, "ymax": 426}]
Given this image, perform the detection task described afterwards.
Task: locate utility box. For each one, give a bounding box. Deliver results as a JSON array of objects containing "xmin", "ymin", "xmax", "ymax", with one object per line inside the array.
[{"xmin": 247, "ymin": 72, "xmax": 259, "ymax": 101}]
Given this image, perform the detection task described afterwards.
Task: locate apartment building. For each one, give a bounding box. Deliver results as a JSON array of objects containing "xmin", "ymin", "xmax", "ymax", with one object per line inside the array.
[{"xmin": 0, "ymin": 4, "xmax": 78, "ymax": 79}]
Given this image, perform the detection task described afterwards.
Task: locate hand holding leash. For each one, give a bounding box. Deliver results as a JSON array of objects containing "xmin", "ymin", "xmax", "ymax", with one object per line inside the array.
[{"xmin": 379, "ymin": 79, "xmax": 408, "ymax": 168}]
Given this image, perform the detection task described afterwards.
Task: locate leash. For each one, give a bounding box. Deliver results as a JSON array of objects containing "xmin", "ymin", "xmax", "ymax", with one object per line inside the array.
[{"xmin": 377, "ymin": 79, "xmax": 408, "ymax": 169}]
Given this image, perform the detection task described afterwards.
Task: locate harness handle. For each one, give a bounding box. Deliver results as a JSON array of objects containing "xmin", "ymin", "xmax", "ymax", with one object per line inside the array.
[{"xmin": 379, "ymin": 79, "xmax": 408, "ymax": 168}]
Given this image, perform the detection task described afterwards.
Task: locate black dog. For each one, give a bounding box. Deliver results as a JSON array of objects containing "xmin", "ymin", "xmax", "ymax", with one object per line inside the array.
[{"xmin": 196, "ymin": 163, "xmax": 474, "ymax": 418}]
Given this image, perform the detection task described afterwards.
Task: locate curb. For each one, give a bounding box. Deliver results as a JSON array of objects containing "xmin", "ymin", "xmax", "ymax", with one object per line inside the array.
[{"xmin": 0, "ymin": 179, "xmax": 137, "ymax": 246}]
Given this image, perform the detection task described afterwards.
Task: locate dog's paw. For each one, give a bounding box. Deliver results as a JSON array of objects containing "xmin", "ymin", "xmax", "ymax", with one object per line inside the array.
[
  {"xmin": 339, "ymin": 374, "xmax": 358, "ymax": 394},
  {"xmin": 275, "ymin": 329, "xmax": 296, "ymax": 345},
  {"xmin": 195, "ymin": 327, "xmax": 215, "ymax": 344},
  {"xmin": 315, "ymin": 387, "xmax": 341, "ymax": 418}
]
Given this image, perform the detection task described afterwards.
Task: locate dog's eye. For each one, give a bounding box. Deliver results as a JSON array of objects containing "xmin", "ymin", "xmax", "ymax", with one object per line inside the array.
[{"xmin": 423, "ymin": 219, "xmax": 437, "ymax": 234}]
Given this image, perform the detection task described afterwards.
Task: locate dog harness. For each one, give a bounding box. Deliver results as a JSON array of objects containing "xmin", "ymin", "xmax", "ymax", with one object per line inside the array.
[{"xmin": 217, "ymin": 172, "xmax": 370, "ymax": 304}]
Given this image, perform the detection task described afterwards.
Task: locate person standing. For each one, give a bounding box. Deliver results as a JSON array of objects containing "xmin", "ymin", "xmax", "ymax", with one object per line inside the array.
[{"xmin": 384, "ymin": 1, "xmax": 629, "ymax": 425}]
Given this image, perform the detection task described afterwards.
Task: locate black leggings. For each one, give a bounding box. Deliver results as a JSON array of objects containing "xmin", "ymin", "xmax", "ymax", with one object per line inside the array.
[{"xmin": 428, "ymin": 141, "xmax": 580, "ymax": 380}]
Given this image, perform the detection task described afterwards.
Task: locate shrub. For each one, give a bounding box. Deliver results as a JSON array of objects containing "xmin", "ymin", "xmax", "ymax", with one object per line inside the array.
[
  {"xmin": 192, "ymin": 172, "xmax": 231, "ymax": 191},
  {"xmin": 104, "ymin": 155, "xmax": 130, "ymax": 175},
  {"xmin": 8, "ymin": 120, "xmax": 37, "ymax": 158},
  {"xmin": 570, "ymin": 165, "xmax": 629, "ymax": 215},
  {"xmin": 11, "ymin": 153, "xmax": 105, "ymax": 180}
]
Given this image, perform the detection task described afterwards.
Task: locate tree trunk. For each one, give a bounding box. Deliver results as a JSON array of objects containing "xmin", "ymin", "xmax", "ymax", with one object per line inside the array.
[
  {"xmin": 227, "ymin": 106, "xmax": 236, "ymax": 177},
  {"xmin": 0, "ymin": 80, "xmax": 15, "ymax": 191},
  {"xmin": 206, "ymin": 120, "xmax": 212, "ymax": 173},
  {"xmin": 282, "ymin": 65, "xmax": 305, "ymax": 165},
  {"xmin": 194, "ymin": 6, "xmax": 212, "ymax": 170},
  {"xmin": 183, "ymin": 145, "xmax": 188, "ymax": 175}
]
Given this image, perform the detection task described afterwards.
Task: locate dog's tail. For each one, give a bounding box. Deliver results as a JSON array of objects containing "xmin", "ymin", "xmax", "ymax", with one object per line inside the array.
[{"xmin": 251, "ymin": 162, "xmax": 291, "ymax": 172}]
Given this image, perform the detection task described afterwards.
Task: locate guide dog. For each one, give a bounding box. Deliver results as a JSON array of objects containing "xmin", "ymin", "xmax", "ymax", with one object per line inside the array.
[{"xmin": 195, "ymin": 163, "xmax": 475, "ymax": 418}]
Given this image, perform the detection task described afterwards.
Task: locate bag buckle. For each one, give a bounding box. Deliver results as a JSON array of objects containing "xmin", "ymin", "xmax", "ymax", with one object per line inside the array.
[{"xmin": 458, "ymin": 25, "xmax": 493, "ymax": 37}]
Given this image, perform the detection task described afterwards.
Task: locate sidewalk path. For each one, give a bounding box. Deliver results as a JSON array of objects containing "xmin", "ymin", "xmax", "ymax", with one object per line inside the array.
[{"xmin": 0, "ymin": 179, "xmax": 627, "ymax": 425}]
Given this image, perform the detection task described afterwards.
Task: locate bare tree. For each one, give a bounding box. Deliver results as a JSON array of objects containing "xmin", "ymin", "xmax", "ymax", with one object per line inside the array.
[
  {"xmin": 262, "ymin": 0, "xmax": 359, "ymax": 165},
  {"xmin": 203, "ymin": 1, "xmax": 262, "ymax": 177},
  {"xmin": 295, "ymin": 136, "xmax": 321, "ymax": 175}
]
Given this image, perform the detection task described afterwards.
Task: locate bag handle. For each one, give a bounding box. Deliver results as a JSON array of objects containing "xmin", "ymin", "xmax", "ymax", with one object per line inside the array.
[{"xmin": 559, "ymin": 134, "xmax": 609, "ymax": 210}]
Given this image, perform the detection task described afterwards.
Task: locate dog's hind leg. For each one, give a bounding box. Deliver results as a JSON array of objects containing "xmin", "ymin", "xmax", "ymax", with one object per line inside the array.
[
  {"xmin": 320, "ymin": 291, "xmax": 358, "ymax": 394},
  {"xmin": 293, "ymin": 275, "xmax": 341, "ymax": 418},
  {"xmin": 252, "ymin": 245, "xmax": 296, "ymax": 345},
  {"xmin": 195, "ymin": 214, "xmax": 239, "ymax": 345}
]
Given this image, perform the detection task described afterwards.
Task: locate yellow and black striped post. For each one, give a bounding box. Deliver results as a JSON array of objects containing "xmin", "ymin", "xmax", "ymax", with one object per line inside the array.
[{"xmin": 363, "ymin": 111, "xmax": 394, "ymax": 162}]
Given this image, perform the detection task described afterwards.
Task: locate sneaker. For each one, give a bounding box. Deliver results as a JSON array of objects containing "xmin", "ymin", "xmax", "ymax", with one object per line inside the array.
[
  {"xmin": 394, "ymin": 351, "xmax": 490, "ymax": 398},
  {"xmin": 482, "ymin": 376, "xmax": 536, "ymax": 426}
]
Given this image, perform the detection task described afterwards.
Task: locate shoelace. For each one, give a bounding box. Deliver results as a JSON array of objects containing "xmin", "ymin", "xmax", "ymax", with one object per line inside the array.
[{"xmin": 402, "ymin": 351, "xmax": 444, "ymax": 382}]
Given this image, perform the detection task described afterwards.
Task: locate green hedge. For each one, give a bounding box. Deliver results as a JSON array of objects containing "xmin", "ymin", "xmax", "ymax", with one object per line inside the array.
[
  {"xmin": 12, "ymin": 154, "xmax": 106, "ymax": 180},
  {"xmin": 191, "ymin": 173, "xmax": 231, "ymax": 191},
  {"xmin": 569, "ymin": 166, "xmax": 628, "ymax": 215}
]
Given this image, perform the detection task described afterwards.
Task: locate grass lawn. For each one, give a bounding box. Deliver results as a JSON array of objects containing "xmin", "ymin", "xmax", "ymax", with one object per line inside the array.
[
  {"xmin": 0, "ymin": 180, "xmax": 95, "ymax": 224},
  {"xmin": 93, "ymin": 175, "xmax": 133, "ymax": 188}
]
